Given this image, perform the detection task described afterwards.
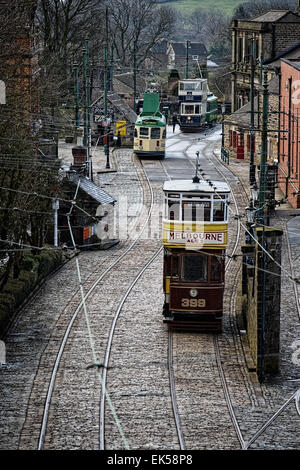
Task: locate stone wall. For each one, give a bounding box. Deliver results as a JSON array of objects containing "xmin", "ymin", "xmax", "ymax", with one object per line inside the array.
[{"xmin": 241, "ymin": 227, "xmax": 283, "ymax": 381}]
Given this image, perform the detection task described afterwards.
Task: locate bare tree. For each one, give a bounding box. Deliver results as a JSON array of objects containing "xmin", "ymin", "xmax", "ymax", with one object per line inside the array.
[{"xmin": 107, "ymin": 0, "xmax": 176, "ymax": 66}]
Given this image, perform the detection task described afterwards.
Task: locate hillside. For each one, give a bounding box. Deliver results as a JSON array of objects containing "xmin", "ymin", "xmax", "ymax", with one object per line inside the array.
[{"xmin": 163, "ymin": 0, "xmax": 242, "ymax": 16}]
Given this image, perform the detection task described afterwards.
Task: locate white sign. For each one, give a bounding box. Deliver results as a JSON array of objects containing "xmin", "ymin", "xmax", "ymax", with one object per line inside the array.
[
  {"xmin": 0, "ymin": 340, "xmax": 6, "ymax": 364},
  {"xmin": 0, "ymin": 80, "xmax": 6, "ymax": 104},
  {"xmin": 166, "ymin": 231, "xmax": 225, "ymax": 245}
]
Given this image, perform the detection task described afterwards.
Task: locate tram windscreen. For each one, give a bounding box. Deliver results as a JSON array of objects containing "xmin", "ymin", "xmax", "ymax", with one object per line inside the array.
[
  {"xmin": 168, "ymin": 201, "xmax": 179, "ymax": 220},
  {"xmin": 140, "ymin": 127, "xmax": 149, "ymax": 136},
  {"xmin": 182, "ymin": 201, "xmax": 210, "ymax": 221},
  {"xmin": 181, "ymin": 254, "xmax": 208, "ymax": 282},
  {"xmin": 210, "ymin": 256, "xmax": 223, "ymax": 281},
  {"xmin": 151, "ymin": 128, "xmax": 161, "ymax": 139}
]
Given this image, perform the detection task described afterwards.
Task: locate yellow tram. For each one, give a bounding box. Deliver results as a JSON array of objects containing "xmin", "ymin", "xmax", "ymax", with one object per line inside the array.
[{"xmin": 162, "ymin": 172, "xmax": 230, "ymax": 332}]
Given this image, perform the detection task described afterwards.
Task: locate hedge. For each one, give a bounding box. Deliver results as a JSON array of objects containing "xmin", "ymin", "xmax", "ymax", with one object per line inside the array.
[{"xmin": 0, "ymin": 250, "xmax": 67, "ymax": 336}]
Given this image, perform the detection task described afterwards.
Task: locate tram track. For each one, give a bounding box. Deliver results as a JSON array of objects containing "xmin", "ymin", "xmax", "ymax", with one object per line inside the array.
[
  {"xmin": 161, "ymin": 130, "xmax": 251, "ymax": 449},
  {"xmin": 22, "ymin": 151, "xmax": 165, "ymax": 450}
]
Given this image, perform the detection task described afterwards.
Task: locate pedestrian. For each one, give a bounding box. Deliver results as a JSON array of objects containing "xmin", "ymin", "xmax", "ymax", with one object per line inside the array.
[
  {"xmin": 117, "ymin": 131, "xmax": 121, "ymax": 148},
  {"xmin": 172, "ymin": 114, "xmax": 178, "ymax": 133}
]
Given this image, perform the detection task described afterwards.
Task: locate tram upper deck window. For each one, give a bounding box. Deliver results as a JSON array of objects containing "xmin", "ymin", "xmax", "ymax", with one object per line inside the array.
[
  {"xmin": 180, "ymin": 82, "xmax": 202, "ymax": 92},
  {"xmin": 140, "ymin": 127, "xmax": 149, "ymax": 137},
  {"xmin": 168, "ymin": 200, "xmax": 180, "ymax": 220},
  {"xmin": 151, "ymin": 127, "xmax": 161, "ymax": 139},
  {"xmin": 181, "ymin": 254, "xmax": 208, "ymax": 282},
  {"xmin": 182, "ymin": 201, "xmax": 211, "ymax": 222},
  {"xmin": 213, "ymin": 200, "xmax": 225, "ymax": 221}
]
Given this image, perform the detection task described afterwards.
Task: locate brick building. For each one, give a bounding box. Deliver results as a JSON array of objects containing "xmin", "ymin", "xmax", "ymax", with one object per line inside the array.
[
  {"xmin": 231, "ymin": 9, "xmax": 300, "ymax": 112},
  {"xmin": 278, "ymin": 59, "xmax": 300, "ymax": 208},
  {"xmin": 0, "ymin": 0, "xmax": 40, "ymax": 131}
]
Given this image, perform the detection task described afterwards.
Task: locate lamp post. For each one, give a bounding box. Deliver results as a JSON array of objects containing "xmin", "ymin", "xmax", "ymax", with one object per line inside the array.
[{"xmin": 221, "ymin": 102, "xmax": 226, "ymax": 148}]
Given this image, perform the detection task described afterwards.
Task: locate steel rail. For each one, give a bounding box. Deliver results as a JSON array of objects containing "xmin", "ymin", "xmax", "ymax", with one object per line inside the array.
[
  {"xmin": 168, "ymin": 329, "xmax": 186, "ymax": 450},
  {"xmin": 37, "ymin": 156, "xmax": 156, "ymax": 450},
  {"xmin": 180, "ymin": 131, "xmax": 246, "ymax": 449},
  {"xmin": 99, "ymin": 245, "xmax": 162, "ymax": 450}
]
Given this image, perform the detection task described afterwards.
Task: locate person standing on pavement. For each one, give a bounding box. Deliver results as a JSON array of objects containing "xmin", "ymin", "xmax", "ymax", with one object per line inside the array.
[{"xmin": 172, "ymin": 114, "xmax": 178, "ymax": 133}]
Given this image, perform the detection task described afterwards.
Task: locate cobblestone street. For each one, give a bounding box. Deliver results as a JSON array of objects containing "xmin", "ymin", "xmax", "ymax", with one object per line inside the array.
[{"xmin": 0, "ymin": 128, "xmax": 299, "ymax": 450}]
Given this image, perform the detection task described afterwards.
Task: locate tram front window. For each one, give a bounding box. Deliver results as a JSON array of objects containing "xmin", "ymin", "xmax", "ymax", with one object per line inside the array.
[
  {"xmin": 140, "ymin": 127, "xmax": 149, "ymax": 137},
  {"xmin": 168, "ymin": 201, "xmax": 180, "ymax": 220},
  {"xmin": 211, "ymin": 256, "xmax": 223, "ymax": 282},
  {"xmin": 151, "ymin": 127, "xmax": 161, "ymax": 139},
  {"xmin": 182, "ymin": 201, "xmax": 210, "ymax": 222},
  {"xmin": 181, "ymin": 254, "xmax": 208, "ymax": 282}
]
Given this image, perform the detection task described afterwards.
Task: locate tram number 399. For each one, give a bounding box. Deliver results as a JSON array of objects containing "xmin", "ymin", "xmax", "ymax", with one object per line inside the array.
[{"xmin": 181, "ymin": 298, "xmax": 206, "ymax": 308}]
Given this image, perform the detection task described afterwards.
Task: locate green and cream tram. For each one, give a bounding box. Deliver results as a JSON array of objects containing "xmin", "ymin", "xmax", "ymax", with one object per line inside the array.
[{"xmin": 133, "ymin": 92, "xmax": 166, "ymax": 158}]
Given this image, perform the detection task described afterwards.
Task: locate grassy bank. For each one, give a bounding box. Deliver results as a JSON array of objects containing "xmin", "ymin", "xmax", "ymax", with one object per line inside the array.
[{"xmin": 164, "ymin": 0, "xmax": 241, "ymax": 15}]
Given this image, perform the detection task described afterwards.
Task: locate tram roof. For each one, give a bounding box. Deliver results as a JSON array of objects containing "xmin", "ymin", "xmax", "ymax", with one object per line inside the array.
[{"xmin": 163, "ymin": 179, "xmax": 230, "ymax": 194}]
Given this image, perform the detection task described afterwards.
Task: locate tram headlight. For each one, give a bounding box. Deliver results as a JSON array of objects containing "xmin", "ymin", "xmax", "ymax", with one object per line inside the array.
[{"xmin": 190, "ymin": 288, "xmax": 198, "ymax": 298}]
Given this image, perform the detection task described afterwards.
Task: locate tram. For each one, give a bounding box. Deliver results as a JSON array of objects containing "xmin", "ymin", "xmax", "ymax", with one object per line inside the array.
[
  {"xmin": 178, "ymin": 78, "xmax": 208, "ymax": 132},
  {"xmin": 133, "ymin": 91, "xmax": 166, "ymax": 158},
  {"xmin": 162, "ymin": 161, "xmax": 230, "ymax": 332},
  {"xmin": 205, "ymin": 92, "xmax": 218, "ymax": 127}
]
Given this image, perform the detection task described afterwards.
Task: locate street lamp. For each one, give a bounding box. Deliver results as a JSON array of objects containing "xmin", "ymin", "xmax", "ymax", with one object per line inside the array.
[
  {"xmin": 250, "ymin": 181, "xmax": 258, "ymax": 203},
  {"xmin": 245, "ymin": 199, "xmax": 256, "ymax": 225}
]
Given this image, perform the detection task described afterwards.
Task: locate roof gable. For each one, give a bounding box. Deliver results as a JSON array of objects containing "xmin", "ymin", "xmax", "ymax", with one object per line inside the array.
[{"xmin": 250, "ymin": 10, "xmax": 300, "ymax": 23}]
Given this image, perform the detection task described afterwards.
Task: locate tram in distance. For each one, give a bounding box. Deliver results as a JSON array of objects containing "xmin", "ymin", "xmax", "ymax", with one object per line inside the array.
[
  {"xmin": 178, "ymin": 78, "xmax": 218, "ymax": 132},
  {"xmin": 162, "ymin": 170, "xmax": 230, "ymax": 332},
  {"xmin": 133, "ymin": 91, "xmax": 166, "ymax": 158}
]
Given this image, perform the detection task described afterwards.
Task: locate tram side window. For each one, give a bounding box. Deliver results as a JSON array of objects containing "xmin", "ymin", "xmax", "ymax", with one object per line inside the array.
[
  {"xmin": 162, "ymin": 129, "xmax": 166, "ymax": 138},
  {"xmin": 195, "ymin": 105, "xmax": 200, "ymax": 114},
  {"xmin": 182, "ymin": 201, "xmax": 210, "ymax": 221},
  {"xmin": 140, "ymin": 127, "xmax": 149, "ymax": 137},
  {"xmin": 210, "ymin": 256, "xmax": 223, "ymax": 282},
  {"xmin": 181, "ymin": 254, "xmax": 208, "ymax": 282},
  {"xmin": 168, "ymin": 201, "xmax": 180, "ymax": 221},
  {"xmin": 134, "ymin": 128, "xmax": 138, "ymax": 137},
  {"xmin": 172, "ymin": 255, "xmax": 178, "ymax": 277},
  {"xmin": 213, "ymin": 201, "xmax": 225, "ymax": 221},
  {"xmin": 151, "ymin": 127, "xmax": 161, "ymax": 139}
]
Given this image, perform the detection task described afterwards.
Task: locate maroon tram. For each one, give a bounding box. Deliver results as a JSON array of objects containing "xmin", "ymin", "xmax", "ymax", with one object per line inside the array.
[{"xmin": 162, "ymin": 177, "xmax": 230, "ymax": 332}]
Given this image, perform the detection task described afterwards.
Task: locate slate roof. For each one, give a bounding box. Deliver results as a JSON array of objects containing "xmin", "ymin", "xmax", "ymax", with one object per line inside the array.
[
  {"xmin": 264, "ymin": 41, "xmax": 300, "ymax": 65},
  {"xmin": 170, "ymin": 42, "xmax": 207, "ymax": 57},
  {"xmin": 71, "ymin": 175, "xmax": 116, "ymax": 205},
  {"xmin": 114, "ymin": 73, "xmax": 146, "ymax": 93},
  {"xmin": 151, "ymin": 39, "xmax": 168, "ymax": 54},
  {"xmin": 92, "ymin": 92, "xmax": 137, "ymax": 124},
  {"xmin": 250, "ymin": 10, "xmax": 300, "ymax": 23}
]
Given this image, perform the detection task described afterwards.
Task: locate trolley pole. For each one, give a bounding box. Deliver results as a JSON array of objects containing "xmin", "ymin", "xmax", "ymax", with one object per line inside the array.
[
  {"xmin": 185, "ymin": 40, "xmax": 190, "ymax": 79},
  {"xmin": 104, "ymin": 7, "xmax": 110, "ymax": 169},
  {"xmin": 73, "ymin": 60, "xmax": 80, "ymax": 129},
  {"xmin": 249, "ymin": 38, "xmax": 256, "ymax": 185},
  {"xmin": 110, "ymin": 44, "xmax": 114, "ymax": 92},
  {"xmin": 133, "ymin": 38, "xmax": 137, "ymax": 114},
  {"xmin": 257, "ymin": 68, "xmax": 269, "ymax": 383}
]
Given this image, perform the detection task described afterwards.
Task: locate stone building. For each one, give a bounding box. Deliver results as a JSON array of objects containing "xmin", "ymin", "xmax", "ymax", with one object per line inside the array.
[
  {"xmin": 224, "ymin": 74, "xmax": 280, "ymax": 166},
  {"xmin": 231, "ymin": 8, "xmax": 300, "ymax": 112},
  {"xmin": 166, "ymin": 42, "xmax": 207, "ymax": 74},
  {"xmin": 278, "ymin": 59, "xmax": 300, "ymax": 208}
]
